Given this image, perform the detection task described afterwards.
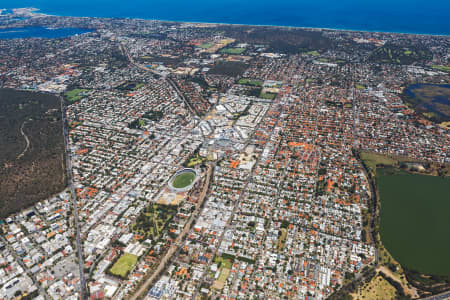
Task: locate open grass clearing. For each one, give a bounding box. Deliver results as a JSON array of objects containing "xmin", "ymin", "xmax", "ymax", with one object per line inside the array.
[
  {"xmin": 259, "ymin": 91, "xmax": 277, "ymax": 100},
  {"xmin": 199, "ymin": 42, "xmax": 214, "ymax": 49},
  {"xmin": 110, "ymin": 253, "xmax": 138, "ymax": 278},
  {"xmin": 220, "ymin": 47, "xmax": 246, "ymax": 54},
  {"xmin": 276, "ymin": 228, "xmax": 287, "ymax": 252},
  {"xmin": 215, "ymin": 256, "xmax": 232, "ymax": 269},
  {"xmin": 431, "ymin": 65, "xmax": 450, "ymax": 72},
  {"xmin": 238, "ymin": 78, "xmax": 263, "ymax": 87},
  {"xmin": 64, "ymin": 88, "xmax": 89, "ymax": 103},
  {"xmin": 360, "ymin": 152, "xmax": 398, "ymax": 174},
  {"xmin": 303, "ymin": 50, "xmax": 320, "ymax": 56},
  {"xmin": 351, "ymin": 274, "xmax": 397, "ymax": 300}
]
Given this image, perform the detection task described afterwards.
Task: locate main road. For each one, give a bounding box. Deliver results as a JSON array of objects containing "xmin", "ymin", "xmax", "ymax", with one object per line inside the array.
[
  {"xmin": 60, "ymin": 97, "xmax": 88, "ymax": 300},
  {"xmin": 129, "ymin": 164, "xmax": 213, "ymax": 300},
  {"xmin": 119, "ymin": 43, "xmax": 198, "ymax": 117},
  {"xmin": 422, "ymin": 291, "xmax": 450, "ymax": 300}
]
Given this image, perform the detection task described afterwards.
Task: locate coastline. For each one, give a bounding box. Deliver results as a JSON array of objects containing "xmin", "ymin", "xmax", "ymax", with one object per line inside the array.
[{"xmin": 5, "ymin": 6, "xmax": 450, "ymax": 37}]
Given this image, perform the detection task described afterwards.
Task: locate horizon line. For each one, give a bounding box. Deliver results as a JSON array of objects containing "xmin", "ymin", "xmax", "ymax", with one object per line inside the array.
[{"xmin": 4, "ymin": 6, "xmax": 450, "ymax": 38}]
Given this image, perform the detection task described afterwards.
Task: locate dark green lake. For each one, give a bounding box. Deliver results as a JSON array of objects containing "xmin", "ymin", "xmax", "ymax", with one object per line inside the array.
[{"xmin": 377, "ymin": 168, "xmax": 450, "ymax": 275}]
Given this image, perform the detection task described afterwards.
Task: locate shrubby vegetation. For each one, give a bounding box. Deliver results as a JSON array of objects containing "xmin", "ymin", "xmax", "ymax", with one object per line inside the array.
[{"xmin": 0, "ymin": 89, "xmax": 66, "ymax": 218}]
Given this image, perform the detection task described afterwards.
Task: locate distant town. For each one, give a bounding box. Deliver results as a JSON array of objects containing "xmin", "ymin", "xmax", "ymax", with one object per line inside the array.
[{"xmin": 0, "ymin": 7, "xmax": 449, "ymax": 300}]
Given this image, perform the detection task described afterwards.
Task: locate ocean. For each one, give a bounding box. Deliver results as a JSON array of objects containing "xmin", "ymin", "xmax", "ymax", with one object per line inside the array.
[
  {"xmin": 0, "ymin": 27, "xmax": 93, "ymax": 39},
  {"xmin": 1, "ymin": 0, "xmax": 450, "ymax": 36}
]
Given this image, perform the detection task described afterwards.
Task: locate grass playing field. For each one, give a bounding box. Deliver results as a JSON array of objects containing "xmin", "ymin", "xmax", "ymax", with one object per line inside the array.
[
  {"xmin": 377, "ymin": 167, "xmax": 450, "ymax": 275},
  {"xmin": 220, "ymin": 47, "xmax": 246, "ymax": 54},
  {"xmin": 110, "ymin": 253, "xmax": 138, "ymax": 278},
  {"xmin": 172, "ymin": 172, "xmax": 196, "ymax": 188}
]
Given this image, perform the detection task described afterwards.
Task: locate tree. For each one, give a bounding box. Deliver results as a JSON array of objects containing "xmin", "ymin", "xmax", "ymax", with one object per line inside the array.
[{"xmin": 345, "ymin": 272, "xmax": 355, "ymax": 281}]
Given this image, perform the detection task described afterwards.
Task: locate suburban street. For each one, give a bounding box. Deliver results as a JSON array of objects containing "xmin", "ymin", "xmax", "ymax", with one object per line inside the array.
[
  {"xmin": 0, "ymin": 235, "xmax": 50, "ymax": 299},
  {"xmin": 0, "ymin": 11, "xmax": 448, "ymax": 300}
]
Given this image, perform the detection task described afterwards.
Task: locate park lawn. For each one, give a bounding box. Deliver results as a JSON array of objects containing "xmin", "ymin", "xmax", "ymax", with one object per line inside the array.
[
  {"xmin": 132, "ymin": 204, "xmax": 177, "ymax": 238},
  {"xmin": 317, "ymin": 58, "xmax": 329, "ymax": 62},
  {"xmin": 360, "ymin": 152, "xmax": 398, "ymax": 175},
  {"xmin": 187, "ymin": 157, "xmax": 203, "ymax": 167},
  {"xmin": 185, "ymin": 153, "xmax": 206, "ymax": 167},
  {"xmin": 215, "ymin": 256, "xmax": 232, "ymax": 269},
  {"xmin": 259, "ymin": 92, "xmax": 277, "ymax": 100},
  {"xmin": 238, "ymin": 78, "xmax": 263, "ymax": 87},
  {"xmin": 212, "ymin": 256, "xmax": 233, "ymax": 290},
  {"xmin": 138, "ymin": 119, "xmax": 146, "ymax": 127},
  {"xmin": 133, "ymin": 83, "xmax": 145, "ymax": 90},
  {"xmin": 377, "ymin": 167, "xmax": 450, "ymax": 275},
  {"xmin": 220, "ymin": 47, "xmax": 246, "ymax": 54},
  {"xmin": 304, "ymin": 50, "xmax": 320, "ymax": 56},
  {"xmin": 199, "ymin": 42, "xmax": 214, "ymax": 49},
  {"xmin": 355, "ymin": 84, "xmax": 366, "ymax": 90},
  {"xmin": 64, "ymin": 89, "xmax": 89, "ymax": 102},
  {"xmin": 110, "ymin": 253, "xmax": 138, "ymax": 278},
  {"xmin": 351, "ymin": 274, "xmax": 397, "ymax": 300},
  {"xmin": 276, "ymin": 228, "xmax": 287, "ymax": 252},
  {"xmin": 431, "ymin": 65, "xmax": 450, "ymax": 72},
  {"xmin": 172, "ymin": 172, "xmax": 195, "ymax": 188}
]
